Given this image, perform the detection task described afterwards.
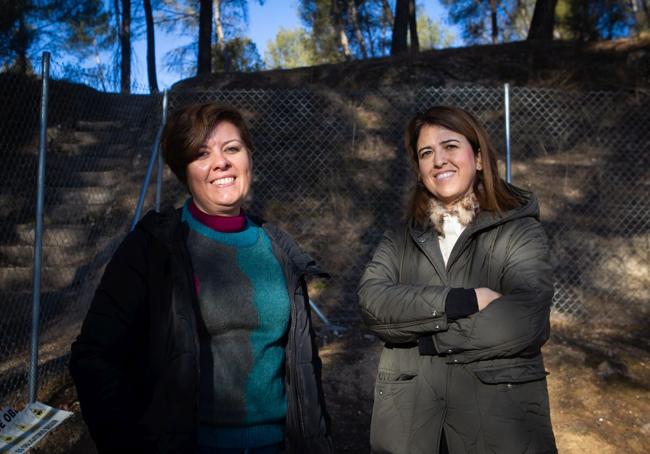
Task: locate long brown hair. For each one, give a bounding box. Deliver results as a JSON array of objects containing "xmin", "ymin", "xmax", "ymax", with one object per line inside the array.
[{"xmin": 404, "ymin": 105, "xmax": 520, "ymax": 225}]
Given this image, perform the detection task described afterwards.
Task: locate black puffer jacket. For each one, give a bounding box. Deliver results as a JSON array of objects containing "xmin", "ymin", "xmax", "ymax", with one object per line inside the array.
[
  {"xmin": 70, "ymin": 209, "xmax": 332, "ymax": 454},
  {"xmin": 358, "ymin": 186, "xmax": 557, "ymax": 454}
]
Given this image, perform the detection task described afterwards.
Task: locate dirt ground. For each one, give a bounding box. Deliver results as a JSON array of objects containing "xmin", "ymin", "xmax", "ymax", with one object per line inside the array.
[
  {"xmin": 29, "ymin": 313, "xmax": 649, "ymax": 454},
  {"xmin": 317, "ymin": 315, "xmax": 650, "ymax": 454}
]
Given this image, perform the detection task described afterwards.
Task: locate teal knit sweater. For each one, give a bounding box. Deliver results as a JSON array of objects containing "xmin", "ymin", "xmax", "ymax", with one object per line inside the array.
[{"xmin": 182, "ymin": 202, "xmax": 291, "ymax": 449}]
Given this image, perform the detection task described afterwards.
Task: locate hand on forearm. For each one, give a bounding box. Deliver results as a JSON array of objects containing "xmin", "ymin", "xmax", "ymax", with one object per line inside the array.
[{"xmin": 474, "ymin": 287, "xmax": 502, "ymax": 311}]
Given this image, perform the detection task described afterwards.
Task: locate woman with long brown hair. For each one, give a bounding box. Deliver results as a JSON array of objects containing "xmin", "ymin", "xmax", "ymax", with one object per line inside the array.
[{"xmin": 358, "ymin": 105, "xmax": 557, "ymax": 453}]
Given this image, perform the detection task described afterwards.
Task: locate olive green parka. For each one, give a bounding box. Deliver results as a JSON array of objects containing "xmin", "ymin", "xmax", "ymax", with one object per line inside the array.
[{"xmin": 358, "ymin": 186, "xmax": 557, "ymax": 454}]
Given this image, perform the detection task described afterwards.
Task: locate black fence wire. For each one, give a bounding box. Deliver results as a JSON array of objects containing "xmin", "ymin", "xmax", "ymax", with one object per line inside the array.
[{"xmin": 0, "ymin": 68, "xmax": 648, "ymax": 405}]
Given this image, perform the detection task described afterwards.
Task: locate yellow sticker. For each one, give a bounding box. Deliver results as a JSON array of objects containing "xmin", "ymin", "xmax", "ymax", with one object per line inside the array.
[
  {"xmin": 1, "ymin": 435, "xmax": 13, "ymax": 442},
  {"xmin": 31, "ymin": 409, "xmax": 44, "ymax": 418}
]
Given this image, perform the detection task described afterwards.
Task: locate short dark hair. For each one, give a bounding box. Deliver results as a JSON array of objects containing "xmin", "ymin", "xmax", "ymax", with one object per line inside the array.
[
  {"xmin": 161, "ymin": 103, "xmax": 254, "ymax": 187},
  {"xmin": 404, "ymin": 105, "xmax": 520, "ymax": 224}
]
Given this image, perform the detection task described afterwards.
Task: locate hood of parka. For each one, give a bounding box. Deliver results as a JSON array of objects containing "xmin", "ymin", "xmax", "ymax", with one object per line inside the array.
[{"xmin": 466, "ymin": 183, "xmax": 540, "ymax": 235}]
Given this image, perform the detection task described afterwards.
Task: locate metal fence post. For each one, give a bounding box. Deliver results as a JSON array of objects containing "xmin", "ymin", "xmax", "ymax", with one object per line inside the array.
[
  {"xmin": 154, "ymin": 90, "xmax": 168, "ymax": 212},
  {"xmin": 504, "ymin": 83, "xmax": 512, "ymax": 183},
  {"xmin": 309, "ymin": 299, "xmax": 342, "ymax": 335},
  {"xmin": 132, "ymin": 91, "xmax": 169, "ymax": 230},
  {"xmin": 29, "ymin": 51, "xmax": 50, "ymax": 403}
]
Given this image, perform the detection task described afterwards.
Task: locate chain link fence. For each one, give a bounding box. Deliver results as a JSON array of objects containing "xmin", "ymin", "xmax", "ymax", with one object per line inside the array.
[
  {"xmin": 166, "ymin": 88, "xmax": 648, "ymax": 324},
  {"xmin": 0, "ymin": 63, "xmax": 162, "ymax": 406},
  {"xmin": 0, "ymin": 70, "xmax": 648, "ymax": 405},
  {"xmin": 507, "ymin": 88, "xmax": 650, "ymax": 320}
]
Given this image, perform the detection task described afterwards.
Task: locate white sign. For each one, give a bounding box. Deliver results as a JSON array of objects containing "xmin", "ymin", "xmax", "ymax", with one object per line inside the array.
[{"xmin": 0, "ymin": 402, "xmax": 73, "ymax": 453}]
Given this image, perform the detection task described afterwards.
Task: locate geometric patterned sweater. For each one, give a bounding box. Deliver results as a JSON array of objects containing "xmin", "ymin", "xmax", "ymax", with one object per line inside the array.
[{"xmin": 182, "ymin": 200, "xmax": 290, "ymax": 448}]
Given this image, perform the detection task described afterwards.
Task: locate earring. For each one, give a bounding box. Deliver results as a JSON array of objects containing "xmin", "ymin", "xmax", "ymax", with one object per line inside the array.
[{"xmin": 476, "ymin": 163, "xmax": 482, "ymax": 171}]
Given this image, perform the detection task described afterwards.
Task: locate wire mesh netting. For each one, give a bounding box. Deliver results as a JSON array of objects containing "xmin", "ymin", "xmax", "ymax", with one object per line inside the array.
[
  {"xmin": 0, "ymin": 66, "xmax": 162, "ymax": 406},
  {"xmin": 509, "ymin": 88, "xmax": 650, "ymax": 318},
  {"xmin": 165, "ymin": 87, "xmax": 649, "ymax": 324},
  {"xmin": 0, "ymin": 73, "xmax": 648, "ymax": 405}
]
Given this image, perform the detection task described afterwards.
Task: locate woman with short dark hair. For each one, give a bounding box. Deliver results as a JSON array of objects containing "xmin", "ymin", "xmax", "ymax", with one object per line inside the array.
[
  {"xmin": 358, "ymin": 105, "xmax": 557, "ymax": 454},
  {"xmin": 71, "ymin": 103, "xmax": 332, "ymax": 454}
]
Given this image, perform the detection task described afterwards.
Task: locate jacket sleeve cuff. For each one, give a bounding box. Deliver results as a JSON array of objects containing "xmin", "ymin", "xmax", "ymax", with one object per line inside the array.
[
  {"xmin": 445, "ymin": 288, "xmax": 478, "ymax": 320},
  {"xmin": 418, "ymin": 335, "xmax": 437, "ymax": 355}
]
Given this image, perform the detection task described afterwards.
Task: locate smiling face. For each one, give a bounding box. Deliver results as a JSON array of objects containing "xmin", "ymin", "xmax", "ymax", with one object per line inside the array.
[
  {"xmin": 185, "ymin": 121, "xmax": 252, "ymax": 216},
  {"xmin": 416, "ymin": 124, "xmax": 481, "ymax": 207}
]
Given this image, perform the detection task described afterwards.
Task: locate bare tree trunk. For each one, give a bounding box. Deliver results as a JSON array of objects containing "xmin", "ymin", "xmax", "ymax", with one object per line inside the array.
[
  {"xmin": 331, "ymin": 0, "xmax": 352, "ymax": 60},
  {"xmin": 379, "ymin": 0, "xmax": 392, "ymax": 54},
  {"xmin": 363, "ymin": 12, "xmax": 377, "ymax": 56},
  {"xmin": 93, "ymin": 37, "xmax": 108, "ymax": 91},
  {"xmin": 381, "ymin": 0, "xmax": 394, "ymax": 24},
  {"xmin": 527, "ymin": 0, "xmax": 558, "ymax": 40},
  {"xmin": 15, "ymin": 17, "xmax": 29, "ymax": 74},
  {"xmin": 633, "ymin": 0, "xmax": 649, "ymax": 34},
  {"xmin": 348, "ymin": 0, "xmax": 368, "ymax": 58},
  {"xmin": 113, "ymin": 0, "xmax": 121, "ymax": 35},
  {"xmin": 489, "ymin": 0, "xmax": 498, "ymax": 43},
  {"xmin": 408, "ymin": 0, "xmax": 419, "ymax": 53},
  {"xmin": 391, "ymin": 0, "xmax": 409, "ymax": 55},
  {"xmin": 120, "ymin": 0, "xmax": 131, "ymax": 94},
  {"xmin": 197, "ymin": 0, "xmax": 212, "ymax": 75},
  {"xmin": 575, "ymin": 0, "xmax": 592, "ymax": 41},
  {"xmin": 143, "ymin": 0, "xmax": 159, "ymax": 94},
  {"xmin": 213, "ymin": 0, "xmax": 230, "ymax": 71}
]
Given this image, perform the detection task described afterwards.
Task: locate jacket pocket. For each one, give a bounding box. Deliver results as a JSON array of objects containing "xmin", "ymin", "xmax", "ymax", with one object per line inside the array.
[
  {"xmin": 478, "ymin": 362, "xmax": 553, "ymax": 424},
  {"xmin": 473, "ymin": 362, "xmax": 556, "ymax": 452},
  {"xmin": 370, "ymin": 370, "xmax": 417, "ymax": 454},
  {"xmin": 474, "ymin": 361, "xmax": 550, "ymax": 416}
]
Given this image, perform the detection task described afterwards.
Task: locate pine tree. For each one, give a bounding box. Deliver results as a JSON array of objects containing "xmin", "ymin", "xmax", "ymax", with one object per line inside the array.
[
  {"xmin": 265, "ymin": 27, "xmax": 315, "ymax": 69},
  {"xmin": 527, "ymin": 0, "xmax": 559, "ymax": 40},
  {"xmin": 441, "ymin": 0, "xmax": 536, "ymax": 43},
  {"xmin": 198, "ymin": 0, "xmax": 212, "ymax": 74},
  {"xmin": 119, "ymin": 0, "xmax": 131, "ymax": 93},
  {"xmin": 0, "ymin": 0, "xmax": 108, "ymax": 74},
  {"xmin": 143, "ymin": 0, "xmax": 159, "ymax": 93}
]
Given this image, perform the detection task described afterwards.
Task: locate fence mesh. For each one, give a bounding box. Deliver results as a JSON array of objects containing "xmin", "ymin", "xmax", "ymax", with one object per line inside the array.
[
  {"xmin": 0, "ymin": 71, "xmax": 648, "ymax": 404},
  {"xmin": 0, "ymin": 66, "xmax": 162, "ymax": 406}
]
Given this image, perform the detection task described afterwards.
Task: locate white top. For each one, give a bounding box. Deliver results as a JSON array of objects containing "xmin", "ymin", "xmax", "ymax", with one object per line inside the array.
[{"xmin": 438, "ymin": 213, "xmax": 467, "ymax": 265}]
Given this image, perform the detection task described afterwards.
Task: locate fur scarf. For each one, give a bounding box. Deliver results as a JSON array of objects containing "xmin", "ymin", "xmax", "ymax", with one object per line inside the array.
[{"xmin": 428, "ymin": 192, "xmax": 480, "ymax": 236}]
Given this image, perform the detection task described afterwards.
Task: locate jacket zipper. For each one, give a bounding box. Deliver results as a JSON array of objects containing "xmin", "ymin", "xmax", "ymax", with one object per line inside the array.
[
  {"xmin": 174, "ymin": 226, "xmax": 201, "ymax": 427},
  {"xmin": 262, "ymin": 224, "xmax": 307, "ymax": 444},
  {"xmin": 439, "ymin": 359, "xmax": 451, "ymax": 452},
  {"xmin": 410, "ymin": 230, "xmax": 448, "ymax": 285},
  {"xmin": 287, "ymin": 272, "xmax": 306, "ymax": 439}
]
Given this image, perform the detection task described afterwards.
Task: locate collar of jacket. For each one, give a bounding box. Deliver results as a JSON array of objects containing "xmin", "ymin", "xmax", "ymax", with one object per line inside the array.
[
  {"xmin": 135, "ymin": 208, "xmax": 329, "ymax": 279},
  {"xmin": 411, "ymin": 183, "xmax": 541, "ymax": 239},
  {"xmin": 408, "ymin": 183, "xmax": 541, "ymax": 274}
]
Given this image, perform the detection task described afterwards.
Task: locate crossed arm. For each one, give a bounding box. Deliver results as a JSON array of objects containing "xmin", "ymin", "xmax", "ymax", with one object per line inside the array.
[{"xmin": 357, "ymin": 219, "xmax": 553, "ymax": 361}]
